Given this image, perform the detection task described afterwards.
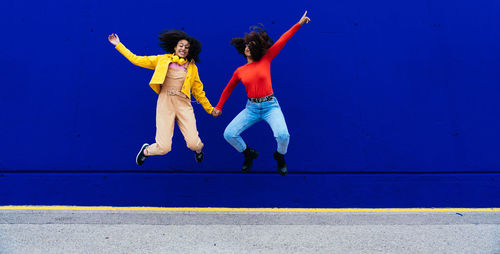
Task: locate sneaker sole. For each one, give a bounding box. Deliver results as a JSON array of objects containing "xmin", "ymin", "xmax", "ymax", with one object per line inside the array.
[{"xmin": 136, "ymin": 143, "xmax": 149, "ymax": 165}]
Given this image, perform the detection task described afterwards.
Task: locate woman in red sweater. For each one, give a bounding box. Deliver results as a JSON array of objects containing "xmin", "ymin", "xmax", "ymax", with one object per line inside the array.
[{"xmin": 213, "ymin": 11, "xmax": 311, "ymax": 175}]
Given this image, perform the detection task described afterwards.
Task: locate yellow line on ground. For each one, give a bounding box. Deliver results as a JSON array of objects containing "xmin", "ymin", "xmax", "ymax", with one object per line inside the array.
[{"xmin": 0, "ymin": 206, "xmax": 499, "ymax": 212}]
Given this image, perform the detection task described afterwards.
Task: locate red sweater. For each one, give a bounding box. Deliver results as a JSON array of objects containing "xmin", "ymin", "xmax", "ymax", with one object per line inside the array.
[{"xmin": 215, "ymin": 23, "xmax": 301, "ymax": 110}]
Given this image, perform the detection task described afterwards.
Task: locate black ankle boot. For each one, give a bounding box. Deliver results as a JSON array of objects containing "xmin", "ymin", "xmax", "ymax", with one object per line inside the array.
[
  {"xmin": 195, "ymin": 151, "xmax": 204, "ymax": 163},
  {"xmin": 273, "ymin": 151, "xmax": 288, "ymax": 176},
  {"xmin": 241, "ymin": 147, "xmax": 259, "ymax": 173}
]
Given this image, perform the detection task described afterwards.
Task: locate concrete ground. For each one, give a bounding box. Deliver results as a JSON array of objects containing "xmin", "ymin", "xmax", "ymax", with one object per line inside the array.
[{"xmin": 0, "ymin": 209, "xmax": 499, "ymax": 254}]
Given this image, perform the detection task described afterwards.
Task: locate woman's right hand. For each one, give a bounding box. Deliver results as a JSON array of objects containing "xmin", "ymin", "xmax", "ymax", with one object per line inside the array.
[
  {"xmin": 212, "ymin": 108, "xmax": 222, "ymax": 117},
  {"xmin": 108, "ymin": 33, "xmax": 120, "ymax": 46}
]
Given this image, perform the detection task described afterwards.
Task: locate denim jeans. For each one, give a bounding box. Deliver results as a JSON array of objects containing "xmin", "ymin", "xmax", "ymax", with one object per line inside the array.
[{"xmin": 223, "ymin": 97, "xmax": 290, "ymax": 154}]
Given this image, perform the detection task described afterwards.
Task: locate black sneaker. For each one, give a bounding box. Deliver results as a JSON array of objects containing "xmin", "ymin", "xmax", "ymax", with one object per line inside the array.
[
  {"xmin": 273, "ymin": 151, "xmax": 288, "ymax": 176},
  {"xmin": 136, "ymin": 143, "xmax": 149, "ymax": 165},
  {"xmin": 242, "ymin": 147, "xmax": 259, "ymax": 173},
  {"xmin": 195, "ymin": 151, "xmax": 204, "ymax": 163}
]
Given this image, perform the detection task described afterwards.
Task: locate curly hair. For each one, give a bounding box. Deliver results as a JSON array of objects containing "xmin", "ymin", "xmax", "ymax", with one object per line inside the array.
[
  {"xmin": 158, "ymin": 30, "xmax": 202, "ymax": 62},
  {"xmin": 230, "ymin": 25, "xmax": 273, "ymax": 62}
]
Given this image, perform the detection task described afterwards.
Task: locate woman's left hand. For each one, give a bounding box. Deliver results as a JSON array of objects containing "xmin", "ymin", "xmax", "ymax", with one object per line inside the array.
[{"xmin": 299, "ymin": 11, "xmax": 311, "ymax": 25}]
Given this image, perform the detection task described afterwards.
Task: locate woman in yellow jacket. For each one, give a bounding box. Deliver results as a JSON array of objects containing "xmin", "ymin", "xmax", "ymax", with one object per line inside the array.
[{"xmin": 108, "ymin": 31, "xmax": 219, "ymax": 165}]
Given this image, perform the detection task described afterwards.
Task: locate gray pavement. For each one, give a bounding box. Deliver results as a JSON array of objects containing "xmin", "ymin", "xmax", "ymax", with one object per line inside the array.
[{"xmin": 0, "ymin": 210, "xmax": 499, "ymax": 253}]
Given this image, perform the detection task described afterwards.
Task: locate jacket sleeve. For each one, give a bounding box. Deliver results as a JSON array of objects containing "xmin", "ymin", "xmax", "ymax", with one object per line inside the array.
[
  {"xmin": 191, "ymin": 65, "xmax": 214, "ymax": 114},
  {"xmin": 115, "ymin": 42, "xmax": 159, "ymax": 70}
]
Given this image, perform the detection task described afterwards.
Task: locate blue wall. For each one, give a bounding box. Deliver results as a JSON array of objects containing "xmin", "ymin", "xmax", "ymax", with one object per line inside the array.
[{"xmin": 1, "ymin": 0, "xmax": 499, "ymax": 207}]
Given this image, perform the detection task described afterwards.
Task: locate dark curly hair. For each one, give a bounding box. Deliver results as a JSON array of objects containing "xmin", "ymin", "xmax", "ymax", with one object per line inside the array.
[
  {"xmin": 230, "ymin": 25, "xmax": 273, "ymax": 62},
  {"xmin": 158, "ymin": 30, "xmax": 202, "ymax": 63}
]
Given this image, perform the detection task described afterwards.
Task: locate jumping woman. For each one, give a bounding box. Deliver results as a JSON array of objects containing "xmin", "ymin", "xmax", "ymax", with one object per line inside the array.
[
  {"xmin": 213, "ymin": 11, "xmax": 311, "ymax": 175},
  {"xmin": 108, "ymin": 30, "xmax": 218, "ymax": 165}
]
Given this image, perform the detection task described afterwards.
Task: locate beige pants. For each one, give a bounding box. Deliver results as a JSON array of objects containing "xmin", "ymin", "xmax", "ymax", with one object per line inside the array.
[{"xmin": 146, "ymin": 68, "xmax": 203, "ymax": 155}]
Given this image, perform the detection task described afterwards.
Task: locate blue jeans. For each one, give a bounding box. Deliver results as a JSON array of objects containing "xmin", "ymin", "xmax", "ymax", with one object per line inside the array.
[{"xmin": 224, "ymin": 97, "xmax": 290, "ymax": 154}]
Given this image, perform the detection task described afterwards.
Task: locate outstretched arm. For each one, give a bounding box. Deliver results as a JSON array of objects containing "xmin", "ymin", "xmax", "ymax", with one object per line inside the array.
[
  {"xmin": 191, "ymin": 66, "xmax": 215, "ymax": 114},
  {"xmin": 264, "ymin": 11, "xmax": 311, "ymax": 61},
  {"xmin": 108, "ymin": 33, "xmax": 159, "ymax": 70},
  {"xmin": 215, "ymin": 71, "xmax": 241, "ymax": 111}
]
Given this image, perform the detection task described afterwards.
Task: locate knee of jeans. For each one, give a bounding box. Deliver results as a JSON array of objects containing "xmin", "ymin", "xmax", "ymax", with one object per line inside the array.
[
  {"xmin": 223, "ymin": 128, "xmax": 236, "ymax": 141},
  {"xmin": 276, "ymin": 132, "xmax": 290, "ymax": 143}
]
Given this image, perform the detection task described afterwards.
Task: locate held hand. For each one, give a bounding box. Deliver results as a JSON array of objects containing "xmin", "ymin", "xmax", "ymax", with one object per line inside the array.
[
  {"xmin": 299, "ymin": 11, "xmax": 311, "ymax": 25},
  {"xmin": 211, "ymin": 108, "xmax": 222, "ymax": 117},
  {"xmin": 108, "ymin": 33, "xmax": 120, "ymax": 46}
]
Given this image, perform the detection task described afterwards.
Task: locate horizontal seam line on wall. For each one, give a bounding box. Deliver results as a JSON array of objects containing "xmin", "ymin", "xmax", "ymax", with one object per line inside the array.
[{"xmin": 0, "ymin": 170, "xmax": 500, "ymax": 174}]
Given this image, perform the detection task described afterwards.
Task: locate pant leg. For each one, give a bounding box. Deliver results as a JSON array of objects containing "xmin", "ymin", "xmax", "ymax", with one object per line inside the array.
[
  {"xmin": 223, "ymin": 101, "xmax": 262, "ymax": 152},
  {"xmin": 146, "ymin": 93, "xmax": 176, "ymax": 156},
  {"xmin": 174, "ymin": 95, "xmax": 204, "ymax": 151},
  {"xmin": 262, "ymin": 98, "xmax": 290, "ymax": 155}
]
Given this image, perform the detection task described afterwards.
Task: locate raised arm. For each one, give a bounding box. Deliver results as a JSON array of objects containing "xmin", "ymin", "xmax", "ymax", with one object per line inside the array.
[
  {"xmin": 264, "ymin": 11, "xmax": 311, "ymax": 61},
  {"xmin": 108, "ymin": 33, "xmax": 159, "ymax": 70}
]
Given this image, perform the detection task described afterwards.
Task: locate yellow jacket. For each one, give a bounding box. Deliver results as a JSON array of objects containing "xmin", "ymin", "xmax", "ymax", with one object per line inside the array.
[{"xmin": 115, "ymin": 42, "xmax": 214, "ymax": 114}]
